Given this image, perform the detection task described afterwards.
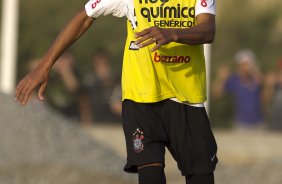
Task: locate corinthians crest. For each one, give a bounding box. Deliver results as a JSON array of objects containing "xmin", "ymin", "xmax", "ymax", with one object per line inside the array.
[{"xmin": 132, "ymin": 128, "xmax": 144, "ymax": 153}]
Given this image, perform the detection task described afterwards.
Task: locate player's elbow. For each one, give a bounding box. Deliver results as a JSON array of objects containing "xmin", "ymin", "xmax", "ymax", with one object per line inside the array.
[{"xmin": 204, "ymin": 31, "xmax": 215, "ymax": 44}]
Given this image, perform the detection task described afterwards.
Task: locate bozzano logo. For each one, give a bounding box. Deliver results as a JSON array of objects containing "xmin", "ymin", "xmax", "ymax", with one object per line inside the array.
[
  {"xmin": 139, "ymin": 0, "xmax": 195, "ymax": 28},
  {"xmin": 154, "ymin": 52, "xmax": 191, "ymax": 64}
]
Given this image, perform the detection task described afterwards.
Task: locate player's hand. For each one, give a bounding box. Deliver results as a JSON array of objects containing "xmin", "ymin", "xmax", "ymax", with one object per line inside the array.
[
  {"xmin": 134, "ymin": 26, "xmax": 177, "ymax": 52},
  {"xmin": 15, "ymin": 65, "xmax": 50, "ymax": 105}
]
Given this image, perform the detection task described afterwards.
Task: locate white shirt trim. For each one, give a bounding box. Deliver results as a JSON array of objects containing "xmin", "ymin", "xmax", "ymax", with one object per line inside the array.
[{"xmin": 195, "ymin": 0, "xmax": 216, "ymax": 16}]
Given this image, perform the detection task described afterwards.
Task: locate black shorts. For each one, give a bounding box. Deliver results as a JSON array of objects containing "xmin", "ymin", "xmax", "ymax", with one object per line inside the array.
[{"xmin": 122, "ymin": 99, "xmax": 218, "ymax": 176}]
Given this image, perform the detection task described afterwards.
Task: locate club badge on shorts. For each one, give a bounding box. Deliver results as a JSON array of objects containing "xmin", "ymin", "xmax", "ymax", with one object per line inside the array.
[{"xmin": 132, "ymin": 128, "xmax": 144, "ymax": 153}]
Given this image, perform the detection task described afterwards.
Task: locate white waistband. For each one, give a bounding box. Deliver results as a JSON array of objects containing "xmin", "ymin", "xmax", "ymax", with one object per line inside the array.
[{"xmin": 170, "ymin": 98, "xmax": 205, "ymax": 107}]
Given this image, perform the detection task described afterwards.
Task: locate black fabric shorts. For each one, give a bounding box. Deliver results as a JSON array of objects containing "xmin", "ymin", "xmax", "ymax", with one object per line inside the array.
[{"xmin": 122, "ymin": 99, "xmax": 218, "ymax": 176}]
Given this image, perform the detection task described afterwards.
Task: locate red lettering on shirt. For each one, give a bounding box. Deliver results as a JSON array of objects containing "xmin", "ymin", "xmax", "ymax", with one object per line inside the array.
[
  {"xmin": 154, "ymin": 52, "xmax": 191, "ymax": 64},
  {"xmin": 91, "ymin": 0, "xmax": 101, "ymax": 9},
  {"xmin": 201, "ymin": 0, "xmax": 208, "ymax": 7}
]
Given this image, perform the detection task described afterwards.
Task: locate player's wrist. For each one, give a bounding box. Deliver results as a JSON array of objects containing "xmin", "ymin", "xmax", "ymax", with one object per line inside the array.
[
  {"xmin": 37, "ymin": 59, "xmax": 53, "ymax": 73},
  {"xmin": 169, "ymin": 28, "xmax": 178, "ymax": 42}
]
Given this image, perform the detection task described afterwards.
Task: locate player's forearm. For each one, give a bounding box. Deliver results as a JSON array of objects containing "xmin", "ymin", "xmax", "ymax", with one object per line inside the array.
[
  {"xmin": 172, "ymin": 14, "xmax": 215, "ymax": 45},
  {"xmin": 172, "ymin": 24, "xmax": 215, "ymax": 45},
  {"xmin": 134, "ymin": 14, "xmax": 215, "ymax": 51},
  {"xmin": 40, "ymin": 9, "xmax": 94, "ymax": 71}
]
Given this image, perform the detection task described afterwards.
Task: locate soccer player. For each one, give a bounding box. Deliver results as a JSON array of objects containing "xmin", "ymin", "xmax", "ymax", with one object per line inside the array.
[{"xmin": 15, "ymin": 0, "xmax": 218, "ymax": 184}]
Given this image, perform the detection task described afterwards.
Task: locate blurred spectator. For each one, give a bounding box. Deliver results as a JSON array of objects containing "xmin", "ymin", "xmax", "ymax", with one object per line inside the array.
[
  {"xmin": 109, "ymin": 84, "xmax": 122, "ymax": 116},
  {"xmin": 262, "ymin": 59, "xmax": 282, "ymax": 131},
  {"xmin": 212, "ymin": 49, "xmax": 263, "ymax": 129},
  {"xmin": 80, "ymin": 50, "xmax": 121, "ymax": 125},
  {"xmin": 45, "ymin": 52, "xmax": 82, "ymax": 120}
]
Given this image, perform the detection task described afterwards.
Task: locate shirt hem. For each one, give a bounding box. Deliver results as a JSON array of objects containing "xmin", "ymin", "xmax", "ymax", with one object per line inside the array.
[{"xmin": 122, "ymin": 92, "xmax": 206, "ymax": 104}]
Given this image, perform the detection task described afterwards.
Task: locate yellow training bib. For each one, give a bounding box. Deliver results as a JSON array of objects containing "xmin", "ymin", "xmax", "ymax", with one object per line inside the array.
[{"xmin": 122, "ymin": 0, "xmax": 207, "ymax": 103}]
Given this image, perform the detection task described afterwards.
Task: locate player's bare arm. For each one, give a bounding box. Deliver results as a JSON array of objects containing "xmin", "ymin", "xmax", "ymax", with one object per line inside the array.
[
  {"xmin": 15, "ymin": 9, "xmax": 94, "ymax": 105},
  {"xmin": 134, "ymin": 13, "xmax": 215, "ymax": 52}
]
